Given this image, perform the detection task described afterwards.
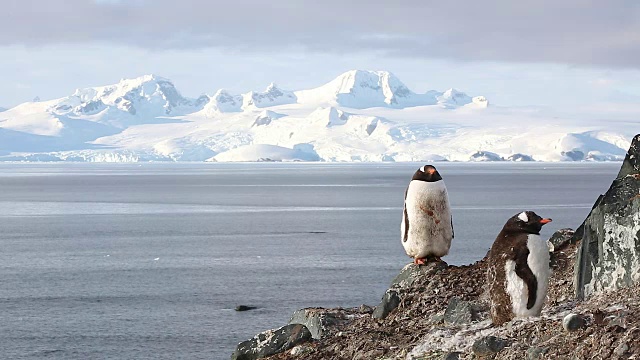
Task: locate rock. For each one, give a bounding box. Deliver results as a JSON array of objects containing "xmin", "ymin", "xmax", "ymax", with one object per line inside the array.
[
  {"xmin": 231, "ymin": 324, "xmax": 312, "ymax": 360},
  {"xmin": 372, "ymin": 289, "xmax": 401, "ymax": 319},
  {"xmin": 442, "ymin": 351, "xmax": 462, "ymax": 360},
  {"xmin": 470, "ymin": 151, "xmax": 504, "ymax": 162},
  {"xmin": 575, "ymin": 134, "xmax": 640, "ymax": 300},
  {"xmin": 471, "ymin": 336, "xmax": 508, "ymax": 356},
  {"xmin": 289, "ymin": 344, "xmax": 313, "ymax": 356},
  {"xmin": 562, "ymin": 313, "xmax": 587, "ymax": 332},
  {"xmin": 508, "ymin": 153, "xmax": 535, "ymax": 162},
  {"xmin": 371, "ymin": 261, "xmax": 448, "ymax": 320},
  {"xmin": 444, "ymin": 297, "xmax": 475, "ymax": 325},
  {"xmin": 289, "ymin": 308, "xmax": 352, "ymax": 339},
  {"xmin": 428, "ymin": 313, "xmax": 445, "ymax": 325},
  {"xmin": 390, "ymin": 261, "xmax": 448, "ymax": 289},
  {"xmin": 614, "ymin": 342, "xmax": 629, "ymax": 356},
  {"xmin": 526, "ymin": 346, "xmax": 549, "ymax": 359},
  {"xmin": 561, "ymin": 150, "xmax": 585, "ymax": 161},
  {"xmin": 548, "ymin": 228, "xmax": 575, "ymax": 251},
  {"xmin": 235, "ymin": 305, "xmax": 258, "ymax": 312}
]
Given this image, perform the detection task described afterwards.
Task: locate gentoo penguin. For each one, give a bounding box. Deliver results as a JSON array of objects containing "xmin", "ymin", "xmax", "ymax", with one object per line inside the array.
[
  {"xmin": 401, "ymin": 165, "xmax": 453, "ymax": 265},
  {"xmin": 487, "ymin": 211, "xmax": 552, "ymax": 325}
]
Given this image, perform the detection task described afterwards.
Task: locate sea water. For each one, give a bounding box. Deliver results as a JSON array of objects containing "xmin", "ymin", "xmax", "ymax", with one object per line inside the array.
[{"xmin": 0, "ymin": 162, "xmax": 619, "ymax": 359}]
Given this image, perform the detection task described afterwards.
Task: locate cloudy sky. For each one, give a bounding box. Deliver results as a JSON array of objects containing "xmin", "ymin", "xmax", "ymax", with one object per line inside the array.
[{"xmin": 1, "ymin": 0, "xmax": 639, "ymax": 109}]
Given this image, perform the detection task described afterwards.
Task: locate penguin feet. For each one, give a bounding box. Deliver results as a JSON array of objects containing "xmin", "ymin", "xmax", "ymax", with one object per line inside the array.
[
  {"xmin": 414, "ymin": 258, "xmax": 428, "ymax": 265},
  {"xmin": 414, "ymin": 256, "xmax": 443, "ymax": 265}
]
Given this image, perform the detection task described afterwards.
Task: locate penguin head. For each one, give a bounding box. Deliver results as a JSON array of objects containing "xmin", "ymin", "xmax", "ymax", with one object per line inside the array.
[
  {"xmin": 412, "ymin": 165, "xmax": 443, "ymax": 182},
  {"xmin": 504, "ymin": 211, "xmax": 552, "ymax": 235}
]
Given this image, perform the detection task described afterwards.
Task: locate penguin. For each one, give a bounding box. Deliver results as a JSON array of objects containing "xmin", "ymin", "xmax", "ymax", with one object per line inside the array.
[
  {"xmin": 487, "ymin": 211, "xmax": 552, "ymax": 325},
  {"xmin": 401, "ymin": 165, "xmax": 453, "ymax": 265}
]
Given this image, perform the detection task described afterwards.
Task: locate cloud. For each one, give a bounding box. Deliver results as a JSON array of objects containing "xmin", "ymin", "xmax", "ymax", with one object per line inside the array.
[{"xmin": 2, "ymin": 0, "xmax": 640, "ymax": 68}]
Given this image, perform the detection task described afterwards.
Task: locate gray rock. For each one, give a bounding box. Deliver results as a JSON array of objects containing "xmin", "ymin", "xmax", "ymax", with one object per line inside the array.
[
  {"xmin": 428, "ymin": 313, "xmax": 445, "ymax": 325},
  {"xmin": 289, "ymin": 344, "xmax": 313, "ymax": 356},
  {"xmin": 561, "ymin": 150, "xmax": 585, "ymax": 161},
  {"xmin": 372, "ymin": 289, "xmax": 401, "ymax": 319},
  {"xmin": 470, "ymin": 151, "xmax": 505, "ymax": 162},
  {"xmin": 288, "ymin": 308, "xmax": 350, "ymax": 340},
  {"xmin": 508, "ymin": 153, "xmax": 535, "ymax": 162},
  {"xmin": 472, "ymin": 336, "xmax": 508, "ymax": 356},
  {"xmin": 442, "ymin": 351, "xmax": 462, "ymax": 360},
  {"xmin": 574, "ymin": 134, "xmax": 640, "ymax": 300},
  {"xmin": 444, "ymin": 297, "xmax": 475, "ymax": 325},
  {"xmin": 526, "ymin": 346, "xmax": 549, "ymax": 359},
  {"xmin": 548, "ymin": 228, "xmax": 575, "ymax": 251},
  {"xmin": 562, "ymin": 313, "xmax": 587, "ymax": 332},
  {"xmin": 372, "ymin": 261, "xmax": 447, "ymax": 320},
  {"xmin": 390, "ymin": 261, "xmax": 448, "ymax": 289},
  {"xmin": 614, "ymin": 342, "xmax": 629, "ymax": 356},
  {"xmin": 231, "ymin": 324, "xmax": 312, "ymax": 360}
]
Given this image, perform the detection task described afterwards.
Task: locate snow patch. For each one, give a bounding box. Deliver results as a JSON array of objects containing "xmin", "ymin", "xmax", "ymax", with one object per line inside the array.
[{"xmin": 211, "ymin": 144, "xmax": 320, "ymax": 162}]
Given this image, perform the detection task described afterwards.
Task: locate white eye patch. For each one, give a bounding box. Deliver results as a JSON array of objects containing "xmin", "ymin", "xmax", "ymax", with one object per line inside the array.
[
  {"xmin": 420, "ymin": 165, "xmax": 426, "ymax": 172},
  {"xmin": 518, "ymin": 212, "xmax": 528, "ymax": 222}
]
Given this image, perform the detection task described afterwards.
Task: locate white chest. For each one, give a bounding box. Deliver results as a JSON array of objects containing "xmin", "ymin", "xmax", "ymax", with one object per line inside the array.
[{"xmin": 504, "ymin": 234, "xmax": 550, "ymax": 318}]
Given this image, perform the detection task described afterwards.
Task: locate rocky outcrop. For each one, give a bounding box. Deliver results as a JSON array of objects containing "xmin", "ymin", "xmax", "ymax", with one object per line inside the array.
[
  {"xmin": 289, "ymin": 307, "xmax": 364, "ymax": 340},
  {"xmin": 231, "ymin": 324, "xmax": 312, "ymax": 360},
  {"xmin": 242, "ymin": 135, "xmax": 640, "ymax": 359},
  {"xmin": 575, "ymin": 134, "xmax": 640, "ymax": 300},
  {"xmin": 372, "ymin": 261, "xmax": 448, "ymax": 319}
]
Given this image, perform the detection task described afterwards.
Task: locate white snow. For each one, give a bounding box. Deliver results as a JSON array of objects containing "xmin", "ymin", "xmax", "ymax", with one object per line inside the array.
[
  {"xmin": 0, "ymin": 70, "xmax": 636, "ymax": 162},
  {"xmin": 210, "ymin": 144, "xmax": 320, "ymax": 162}
]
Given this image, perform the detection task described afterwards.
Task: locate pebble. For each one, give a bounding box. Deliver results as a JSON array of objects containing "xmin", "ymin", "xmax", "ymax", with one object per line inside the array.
[
  {"xmin": 472, "ymin": 336, "xmax": 508, "ymax": 356},
  {"xmin": 562, "ymin": 313, "xmax": 586, "ymax": 332}
]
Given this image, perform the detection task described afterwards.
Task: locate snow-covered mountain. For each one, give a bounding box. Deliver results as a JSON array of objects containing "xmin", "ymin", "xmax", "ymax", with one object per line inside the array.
[{"xmin": 0, "ymin": 70, "xmax": 635, "ymax": 162}]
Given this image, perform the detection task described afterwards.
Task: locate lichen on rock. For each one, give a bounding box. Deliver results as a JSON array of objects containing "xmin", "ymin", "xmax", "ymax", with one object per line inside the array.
[{"xmin": 575, "ymin": 134, "xmax": 640, "ymax": 299}]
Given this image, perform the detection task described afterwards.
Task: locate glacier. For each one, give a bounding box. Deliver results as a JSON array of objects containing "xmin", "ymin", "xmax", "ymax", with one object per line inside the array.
[{"xmin": 0, "ymin": 70, "xmax": 635, "ymax": 162}]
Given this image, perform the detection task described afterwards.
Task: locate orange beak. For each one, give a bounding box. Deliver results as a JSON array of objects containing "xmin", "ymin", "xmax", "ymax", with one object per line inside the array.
[
  {"xmin": 427, "ymin": 168, "xmax": 436, "ymax": 175},
  {"xmin": 540, "ymin": 218, "xmax": 552, "ymax": 224}
]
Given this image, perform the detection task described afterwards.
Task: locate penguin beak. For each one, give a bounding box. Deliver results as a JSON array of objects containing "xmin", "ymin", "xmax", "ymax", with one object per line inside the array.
[
  {"xmin": 427, "ymin": 168, "xmax": 436, "ymax": 175},
  {"xmin": 539, "ymin": 218, "xmax": 552, "ymax": 225}
]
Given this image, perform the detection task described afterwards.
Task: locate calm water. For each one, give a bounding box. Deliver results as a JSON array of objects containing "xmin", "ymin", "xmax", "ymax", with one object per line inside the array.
[{"xmin": 0, "ymin": 162, "xmax": 619, "ymax": 359}]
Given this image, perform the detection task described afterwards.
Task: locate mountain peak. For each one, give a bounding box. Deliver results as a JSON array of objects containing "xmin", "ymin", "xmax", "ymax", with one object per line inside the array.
[
  {"xmin": 120, "ymin": 74, "xmax": 171, "ymax": 85},
  {"xmin": 242, "ymin": 83, "xmax": 296, "ymax": 109},
  {"xmin": 296, "ymin": 69, "xmax": 417, "ymax": 109}
]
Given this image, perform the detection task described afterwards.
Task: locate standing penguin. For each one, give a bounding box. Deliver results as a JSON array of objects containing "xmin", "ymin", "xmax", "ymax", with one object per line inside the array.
[
  {"xmin": 401, "ymin": 165, "xmax": 453, "ymax": 265},
  {"xmin": 487, "ymin": 211, "xmax": 552, "ymax": 325}
]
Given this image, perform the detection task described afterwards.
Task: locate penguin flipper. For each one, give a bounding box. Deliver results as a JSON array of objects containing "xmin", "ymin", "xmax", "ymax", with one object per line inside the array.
[
  {"xmin": 402, "ymin": 187, "xmax": 409, "ymax": 243},
  {"xmin": 451, "ymin": 215, "xmax": 454, "ymax": 239},
  {"xmin": 513, "ymin": 246, "xmax": 538, "ymax": 310}
]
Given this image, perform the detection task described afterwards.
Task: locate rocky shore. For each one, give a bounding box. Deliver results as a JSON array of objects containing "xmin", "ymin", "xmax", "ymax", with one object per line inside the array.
[{"xmin": 232, "ymin": 134, "xmax": 640, "ymax": 360}]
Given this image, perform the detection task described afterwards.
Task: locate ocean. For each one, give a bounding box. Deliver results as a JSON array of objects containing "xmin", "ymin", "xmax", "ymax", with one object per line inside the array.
[{"xmin": 0, "ymin": 162, "xmax": 619, "ymax": 359}]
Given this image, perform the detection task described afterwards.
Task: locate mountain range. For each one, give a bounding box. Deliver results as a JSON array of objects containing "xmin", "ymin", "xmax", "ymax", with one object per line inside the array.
[{"xmin": 0, "ymin": 70, "xmax": 634, "ymax": 162}]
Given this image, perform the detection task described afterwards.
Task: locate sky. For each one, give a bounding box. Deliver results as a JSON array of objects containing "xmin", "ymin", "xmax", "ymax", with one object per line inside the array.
[{"xmin": 1, "ymin": 0, "xmax": 639, "ymax": 109}]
